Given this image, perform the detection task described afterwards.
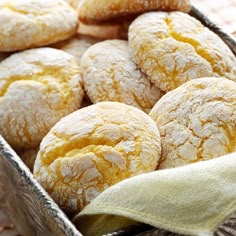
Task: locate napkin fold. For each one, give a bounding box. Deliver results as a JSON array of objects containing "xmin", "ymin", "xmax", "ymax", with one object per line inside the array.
[{"xmin": 74, "ymin": 152, "xmax": 236, "ymax": 236}]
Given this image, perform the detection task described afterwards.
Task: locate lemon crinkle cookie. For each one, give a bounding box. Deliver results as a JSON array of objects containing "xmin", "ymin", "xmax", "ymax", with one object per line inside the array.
[
  {"xmin": 149, "ymin": 77, "xmax": 236, "ymax": 169},
  {"xmin": 78, "ymin": 0, "xmax": 191, "ymax": 24},
  {"xmin": 34, "ymin": 102, "xmax": 161, "ymax": 213},
  {"xmin": 0, "ymin": 47, "xmax": 84, "ymax": 150},
  {"xmin": 81, "ymin": 40, "xmax": 163, "ymax": 113},
  {"xmin": 129, "ymin": 12, "xmax": 236, "ymax": 92},
  {"xmin": 0, "ymin": 0, "xmax": 78, "ymax": 51}
]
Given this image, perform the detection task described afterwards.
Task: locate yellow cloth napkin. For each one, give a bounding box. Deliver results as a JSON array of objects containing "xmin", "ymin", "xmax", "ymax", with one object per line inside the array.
[{"xmin": 74, "ymin": 152, "xmax": 236, "ymax": 236}]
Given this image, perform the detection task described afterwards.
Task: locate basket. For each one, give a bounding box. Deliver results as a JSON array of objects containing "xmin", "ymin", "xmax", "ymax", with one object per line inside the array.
[{"xmin": 0, "ymin": 5, "xmax": 236, "ymax": 236}]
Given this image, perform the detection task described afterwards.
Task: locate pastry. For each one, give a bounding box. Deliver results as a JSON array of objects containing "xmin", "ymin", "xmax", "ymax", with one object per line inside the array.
[
  {"xmin": 78, "ymin": 0, "xmax": 191, "ymax": 24},
  {"xmin": 129, "ymin": 12, "xmax": 236, "ymax": 92},
  {"xmin": 81, "ymin": 39, "xmax": 163, "ymax": 113},
  {"xmin": 34, "ymin": 101, "xmax": 161, "ymax": 213},
  {"xmin": 0, "ymin": 0, "xmax": 78, "ymax": 51},
  {"xmin": 149, "ymin": 77, "xmax": 236, "ymax": 169},
  {"xmin": 0, "ymin": 47, "xmax": 84, "ymax": 150}
]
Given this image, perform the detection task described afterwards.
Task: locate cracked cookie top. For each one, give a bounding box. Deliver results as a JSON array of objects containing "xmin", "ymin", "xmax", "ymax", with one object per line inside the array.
[
  {"xmin": 34, "ymin": 101, "xmax": 161, "ymax": 213},
  {"xmin": 149, "ymin": 77, "xmax": 236, "ymax": 169},
  {"xmin": 0, "ymin": 47, "xmax": 84, "ymax": 150},
  {"xmin": 0, "ymin": 0, "xmax": 78, "ymax": 51},
  {"xmin": 129, "ymin": 12, "xmax": 236, "ymax": 92},
  {"xmin": 80, "ymin": 39, "xmax": 163, "ymax": 113}
]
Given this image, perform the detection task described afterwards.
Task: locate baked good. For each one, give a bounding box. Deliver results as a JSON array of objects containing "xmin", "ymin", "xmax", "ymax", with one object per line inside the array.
[
  {"xmin": 129, "ymin": 12, "xmax": 236, "ymax": 92},
  {"xmin": 0, "ymin": 0, "xmax": 78, "ymax": 51},
  {"xmin": 78, "ymin": 0, "xmax": 191, "ymax": 24},
  {"xmin": 149, "ymin": 77, "xmax": 236, "ymax": 169},
  {"xmin": 34, "ymin": 101, "xmax": 161, "ymax": 213},
  {"xmin": 81, "ymin": 39, "xmax": 163, "ymax": 113},
  {"xmin": 0, "ymin": 47, "xmax": 84, "ymax": 150}
]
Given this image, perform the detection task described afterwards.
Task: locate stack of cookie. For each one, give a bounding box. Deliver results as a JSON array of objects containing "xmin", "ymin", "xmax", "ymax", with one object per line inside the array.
[{"xmin": 0, "ymin": 0, "xmax": 236, "ymax": 220}]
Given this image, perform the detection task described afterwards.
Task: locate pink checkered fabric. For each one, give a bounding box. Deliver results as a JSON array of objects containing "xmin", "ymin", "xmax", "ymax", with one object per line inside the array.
[{"xmin": 192, "ymin": 0, "xmax": 236, "ymax": 35}]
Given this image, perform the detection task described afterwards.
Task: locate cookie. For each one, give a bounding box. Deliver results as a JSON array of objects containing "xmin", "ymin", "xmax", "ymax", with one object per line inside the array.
[
  {"xmin": 149, "ymin": 77, "xmax": 236, "ymax": 169},
  {"xmin": 129, "ymin": 12, "xmax": 236, "ymax": 92},
  {"xmin": 0, "ymin": 0, "xmax": 78, "ymax": 51},
  {"xmin": 0, "ymin": 47, "xmax": 84, "ymax": 150},
  {"xmin": 81, "ymin": 40, "xmax": 163, "ymax": 113},
  {"xmin": 78, "ymin": 0, "xmax": 191, "ymax": 24},
  {"xmin": 34, "ymin": 102, "xmax": 161, "ymax": 213}
]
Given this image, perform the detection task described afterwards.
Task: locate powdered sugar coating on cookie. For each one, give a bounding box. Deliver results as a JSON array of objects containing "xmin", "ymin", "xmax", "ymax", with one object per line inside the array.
[
  {"xmin": 0, "ymin": 0, "xmax": 78, "ymax": 51},
  {"xmin": 34, "ymin": 101, "xmax": 161, "ymax": 213},
  {"xmin": 0, "ymin": 47, "xmax": 84, "ymax": 150},
  {"xmin": 129, "ymin": 12, "xmax": 236, "ymax": 92},
  {"xmin": 81, "ymin": 40, "xmax": 162, "ymax": 113},
  {"xmin": 149, "ymin": 77, "xmax": 236, "ymax": 169}
]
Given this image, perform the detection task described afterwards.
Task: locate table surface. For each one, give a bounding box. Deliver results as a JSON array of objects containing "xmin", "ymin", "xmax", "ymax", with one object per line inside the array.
[{"xmin": 0, "ymin": 1, "xmax": 236, "ymax": 235}]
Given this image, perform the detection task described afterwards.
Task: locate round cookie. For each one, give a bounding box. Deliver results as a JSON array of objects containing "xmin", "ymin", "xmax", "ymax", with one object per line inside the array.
[
  {"xmin": 34, "ymin": 101, "xmax": 161, "ymax": 213},
  {"xmin": 149, "ymin": 77, "xmax": 236, "ymax": 169},
  {"xmin": 54, "ymin": 35, "xmax": 100, "ymax": 65},
  {"xmin": 78, "ymin": 0, "xmax": 191, "ymax": 24},
  {"xmin": 129, "ymin": 12, "xmax": 236, "ymax": 92},
  {"xmin": 0, "ymin": 0, "xmax": 78, "ymax": 51},
  {"xmin": 0, "ymin": 47, "xmax": 84, "ymax": 150},
  {"xmin": 81, "ymin": 40, "xmax": 163, "ymax": 113}
]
